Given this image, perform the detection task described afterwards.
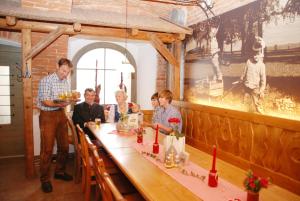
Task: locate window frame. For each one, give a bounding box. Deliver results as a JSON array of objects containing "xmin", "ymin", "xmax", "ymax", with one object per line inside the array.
[
  {"xmin": 0, "ymin": 65, "xmax": 12, "ymax": 125},
  {"xmin": 71, "ymin": 42, "xmax": 137, "ymax": 103}
]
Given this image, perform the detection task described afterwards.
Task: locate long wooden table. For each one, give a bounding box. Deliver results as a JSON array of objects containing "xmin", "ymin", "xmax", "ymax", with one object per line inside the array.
[{"xmin": 88, "ymin": 123, "xmax": 300, "ymax": 201}]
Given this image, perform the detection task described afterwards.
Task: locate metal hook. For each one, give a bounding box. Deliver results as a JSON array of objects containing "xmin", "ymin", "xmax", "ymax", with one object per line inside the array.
[
  {"xmin": 15, "ymin": 63, "xmax": 23, "ymax": 82},
  {"xmin": 24, "ymin": 62, "xmax": 31, "ymax": 78},
  {"xmin": 15, "ymin": 62, "xmax": 31, "ymax": 80}
]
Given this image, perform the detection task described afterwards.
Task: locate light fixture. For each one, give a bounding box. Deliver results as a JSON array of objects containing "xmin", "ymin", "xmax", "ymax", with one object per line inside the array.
[
  {"xmin": 200, "ymin": 0, "xmax": 213, "ymax": 8},
  {"xmin": 198, "ymin": 0, "xmax": 215, "ymax": 18},
  {"xmin": 121, "ymin": 0, "xmax": 135, "ymax": 73},
  {"xmin": 120, "ymin": 62, "xmax": 135, "ymax": 73}
]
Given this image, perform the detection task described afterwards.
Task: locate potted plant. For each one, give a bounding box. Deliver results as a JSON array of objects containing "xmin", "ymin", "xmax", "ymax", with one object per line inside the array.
[{"xmin": 244, "ymin": 170, "xmax": 270, "ymax": 201}]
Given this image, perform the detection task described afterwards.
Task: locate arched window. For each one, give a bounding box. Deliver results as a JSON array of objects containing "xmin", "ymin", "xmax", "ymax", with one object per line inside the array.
[{"xmin": 72, "ymin": 42, "xmax": 136, "ymax": 105}]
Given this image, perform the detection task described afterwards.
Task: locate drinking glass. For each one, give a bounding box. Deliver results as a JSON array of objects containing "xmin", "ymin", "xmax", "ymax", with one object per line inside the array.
[{"xmin": 95, "ymin": 118, "xmax": 101, "ymax": 127}]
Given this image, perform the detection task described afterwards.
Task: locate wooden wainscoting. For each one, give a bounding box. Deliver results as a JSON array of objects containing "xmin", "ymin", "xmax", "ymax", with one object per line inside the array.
[
  {"xmin": 173, "ymin": 100, "xmax": 300, "ymax": 195},
  {"xmin": 141, "ymin": 110, "xmax": 153, "ymax": 124}
]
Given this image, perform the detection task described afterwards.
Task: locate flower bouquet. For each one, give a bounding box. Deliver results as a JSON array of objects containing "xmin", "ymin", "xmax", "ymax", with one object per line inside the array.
[
  {"xmin": 164, "ymin": 117, "xmax": 185, "ymax": 156},
  {"xmin": 244, "ymin": 170, "xmax": 270, "ymax": 201},
  {"xmin": 116, "ymin": 112, "xmax": 129, "ymax": 132},
  {"xmin": 168, "ymin": 118, "xmax": 185, "ymax": 140}
]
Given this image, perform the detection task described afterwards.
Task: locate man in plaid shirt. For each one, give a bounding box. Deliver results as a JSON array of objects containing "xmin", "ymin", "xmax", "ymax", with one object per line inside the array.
[{"xmin": 37, "ymin": 58, "xmax": 73, "ymax": 193}]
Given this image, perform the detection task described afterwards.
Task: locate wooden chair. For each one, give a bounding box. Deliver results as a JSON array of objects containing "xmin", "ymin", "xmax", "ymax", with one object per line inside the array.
[
  {"xmin": 76, "ymin": 125, "xmax": 97, "ymax": 201},
  {"xmin": 90, "ymin": 144, "xmax": 145, "ymax": 201},
  {"xmin": 66, "ymin": 116, "xmax": 81, "ymax": 183},
  {"xmin": 85, "ymin": 135, "xmax": 138, "ymax": 196}
]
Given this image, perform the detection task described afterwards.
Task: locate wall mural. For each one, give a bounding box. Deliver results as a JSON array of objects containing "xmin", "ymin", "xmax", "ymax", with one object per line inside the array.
[{"xmin": 184, "ymin": 0, "xmax": 300, "ymax": 120}]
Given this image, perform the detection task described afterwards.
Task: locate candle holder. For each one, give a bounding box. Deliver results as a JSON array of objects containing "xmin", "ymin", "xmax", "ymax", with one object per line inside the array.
[
  {"xmin": 136, "ymin": 127, "xmax": 143, "ymax": 144},
  {"xmin": 208, "ymin": 145, "xmax": 218, "ymax": 187},
  {"xmin": 153, "ymin": 143, "xmax": 159, "ymax": 154},
  {"xmin": 152, "ymin": 124, "xmax": 159, "ymax": 153},
  {"xmin": 208, "ymin": 170, "xmax": 218, "ymax": 187}
]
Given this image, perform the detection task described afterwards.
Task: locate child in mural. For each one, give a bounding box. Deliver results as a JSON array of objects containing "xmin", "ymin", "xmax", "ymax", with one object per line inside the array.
[
  {"xmin": 209, "ymin": 17, "xmax": 223, "ymax": 81},
  {"xmin": 240, "ymin": 36, "xmax": 266, "ymax": 113}
]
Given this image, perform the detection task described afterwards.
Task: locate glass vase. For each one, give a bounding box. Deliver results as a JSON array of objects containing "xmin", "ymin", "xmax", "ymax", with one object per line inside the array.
[
  {"xmin": 116, "ymin": 120, "xmax": 129, "ymax": 132},
  {"xmin": 247, "ymin": 191, "xmax": 259, "ymax": 201}
]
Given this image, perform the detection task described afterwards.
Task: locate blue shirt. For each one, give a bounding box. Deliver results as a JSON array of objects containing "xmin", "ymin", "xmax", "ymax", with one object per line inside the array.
[
  {"xmin": 37, "ymin": 72, "xmax": 70, "ymax": 111},
  {"xmin": 152, "ymin": 106, "xmax": 162, "ymax": 124},
  {"xmin": 155, "ymin": 104, "xmax": 182, "ymax": 134}
]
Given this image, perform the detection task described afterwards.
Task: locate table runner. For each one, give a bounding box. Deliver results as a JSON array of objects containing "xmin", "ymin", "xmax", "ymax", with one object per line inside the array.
[
  {"xmin": 132, "ymin": 141, "xmax": 246, "ymax": 201},
  {"xmin": 108, "ymin": 130, "xmax": 135, "ymax": 136}
]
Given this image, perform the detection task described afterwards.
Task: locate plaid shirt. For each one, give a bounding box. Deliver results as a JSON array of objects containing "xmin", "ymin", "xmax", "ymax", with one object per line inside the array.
[
  {"xmin": 155, "ymin": 104, "xmax": 182, "ymax": 134},
  {"xmin": 152, "ymin": 106, "xmax": 162, "ymax": 124},
  {"xmin": 37, "ymin": 72, "xmax": 70, "ymax": 111}
]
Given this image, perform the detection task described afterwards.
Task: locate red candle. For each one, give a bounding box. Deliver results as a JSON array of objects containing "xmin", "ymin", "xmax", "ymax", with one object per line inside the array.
[
  {"xmin": 137, "ymin": 127, "xmax": 143, "ymax": 144},
  {"xmin": 211, "ymin": 145, "xmax": 217, "ymax": 172},
  {"xmin": 155, "ymin": 124, "xmax": 159, "ymax": 143}
]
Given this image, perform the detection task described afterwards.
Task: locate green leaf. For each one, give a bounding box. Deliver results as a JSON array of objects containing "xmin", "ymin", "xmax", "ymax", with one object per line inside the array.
[{"xmin": 174, "ymin": 130, "xmax": 185, "ymax": 140}]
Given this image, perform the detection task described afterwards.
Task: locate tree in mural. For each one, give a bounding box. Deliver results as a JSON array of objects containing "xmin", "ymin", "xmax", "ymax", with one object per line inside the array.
[
  {"xmin": 186, "ymin": 0, "xmax": 300, "ymax": 60},
  {"xmin": 219, "ymin": 0, "xmax": 300, "ymax": 58}
]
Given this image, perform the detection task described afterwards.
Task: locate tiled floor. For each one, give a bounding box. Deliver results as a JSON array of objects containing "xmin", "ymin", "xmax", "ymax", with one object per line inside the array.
[{"xmin": 0, "ymin": 157, "xmax": 86, "ymax": 201}]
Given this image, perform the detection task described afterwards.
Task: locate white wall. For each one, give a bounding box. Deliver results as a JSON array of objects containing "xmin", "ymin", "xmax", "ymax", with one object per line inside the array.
[
  {"xmin": 33, "ymin": 110, "xmax": 40, "ymax": 155},
  {"xmin": 33, "ymin": 110, "xmax": 74, "ymax": 156},
  {"xmin": 135, "ymin": 43, "xmax": 157, "ymax": 109}
]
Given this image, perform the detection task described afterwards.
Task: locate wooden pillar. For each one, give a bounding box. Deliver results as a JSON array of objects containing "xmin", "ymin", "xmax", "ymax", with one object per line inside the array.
[
  {"xmin": 22, "ymin": 29, "xmax": 35, "ymax": 178},
  {"xmin": 148, "ymin": 33, "xmax": 180, "ymax": 97},
  {"xmin": 173, "ymin": 40, "xmax": 182, "ymax": 100}
]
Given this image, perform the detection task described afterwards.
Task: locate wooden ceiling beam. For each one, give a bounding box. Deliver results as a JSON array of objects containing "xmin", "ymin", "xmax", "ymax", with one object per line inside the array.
[
  {"xmin": 148, "ymin": 32, "xmax": 179, "ymax": 67},
  {"xmin": 0, "ymin": 4, "xmax": 192, "ymax": 35},
  {"xmin": 130, "ymin": 28, "xmax": 139, "ymax": 36},
  {"xmin": 73, "ymin": 22, "xmax": 81, "ymax": 32},
  {"xmin": 25, "ymin": 26, "xmax": 66, "ymax": 61},
  {"xmin": 0, "ymin": 18, "xmax": 180, "ymax": 43},
  {"xmin": 176, "ymin": 33, "xmax": 185, "ymax": 40},
  {"xmin": 6, "ymin": 16, "xmax": 16, "ymax": 26}
]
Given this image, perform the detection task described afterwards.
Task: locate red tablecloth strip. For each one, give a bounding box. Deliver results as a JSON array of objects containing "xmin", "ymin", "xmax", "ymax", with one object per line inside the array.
[{"xmin": 132, "ymin": 141, "xmax": 246, "ymax": 201}]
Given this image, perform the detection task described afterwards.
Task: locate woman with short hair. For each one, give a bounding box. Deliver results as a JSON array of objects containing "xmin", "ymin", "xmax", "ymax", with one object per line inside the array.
[{"xmin": 107, "ymin": 90, "xmax": 133, "ymax": 122}]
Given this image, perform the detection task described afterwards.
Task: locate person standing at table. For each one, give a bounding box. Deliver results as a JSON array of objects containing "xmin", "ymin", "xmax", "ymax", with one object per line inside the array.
[
  {"xmin": 37, "ymin": 58, "xmax": 74, "ymax": 193},
  {"xmin": 152, "ymin": 89, "xmax": 182, "ymax": 134},
  {"xmin": 72, "ymin": 88, "xmax": 106, "ymax": 140}
]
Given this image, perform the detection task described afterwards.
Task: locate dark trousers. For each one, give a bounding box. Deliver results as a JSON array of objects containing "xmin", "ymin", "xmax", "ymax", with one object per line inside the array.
[{"xmin": 39, "ymin": 109, "xmax": 69, "ymax": 182}]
